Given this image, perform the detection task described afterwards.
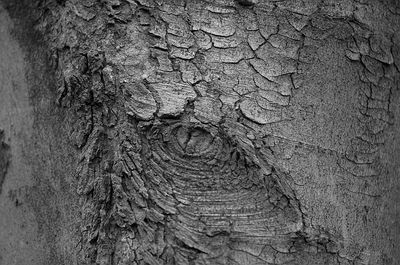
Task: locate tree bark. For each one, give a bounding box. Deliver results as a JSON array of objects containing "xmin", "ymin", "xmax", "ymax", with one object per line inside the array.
[{"xmin": 1, "ymin": 0, "xmax": 400, "ymax": 264}]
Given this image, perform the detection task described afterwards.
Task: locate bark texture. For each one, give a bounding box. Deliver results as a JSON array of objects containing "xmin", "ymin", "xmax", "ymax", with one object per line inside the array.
[{"xmin": 1, "ymin": 0, "xmax": 400, "ymax": 265}]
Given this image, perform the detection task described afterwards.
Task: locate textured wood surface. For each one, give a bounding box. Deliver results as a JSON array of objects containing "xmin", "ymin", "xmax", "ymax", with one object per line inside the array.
[{"xmin": 1, "ymin": 0, "xmax": 400, "ymax": 264}]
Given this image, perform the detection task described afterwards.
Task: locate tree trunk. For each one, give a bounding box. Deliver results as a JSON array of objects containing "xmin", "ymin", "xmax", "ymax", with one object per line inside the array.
[{"xmin": 1, "ymin": 0, "xmax": 400, "ymax": 264}]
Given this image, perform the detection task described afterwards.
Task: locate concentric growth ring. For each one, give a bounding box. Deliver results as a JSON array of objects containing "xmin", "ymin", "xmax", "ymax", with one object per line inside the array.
[{"xmin": 141, "ymin": 120, "xmax": 301, "ymax": 242}]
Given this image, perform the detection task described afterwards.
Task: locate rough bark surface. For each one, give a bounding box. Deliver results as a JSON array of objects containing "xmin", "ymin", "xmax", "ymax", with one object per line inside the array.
[{"xmin": 1, "ymin": 0, "xmax": 400, "ymax": 265}]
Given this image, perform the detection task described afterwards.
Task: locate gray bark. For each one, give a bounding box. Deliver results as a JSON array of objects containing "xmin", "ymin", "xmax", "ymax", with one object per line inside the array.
[{"xmin": 0, "ymin": 0, "xmax": 400, "ymax": 264}]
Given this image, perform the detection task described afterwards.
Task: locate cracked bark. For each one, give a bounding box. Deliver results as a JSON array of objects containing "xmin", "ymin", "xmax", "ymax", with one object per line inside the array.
[{"xmin": 1, "ymin": 0, "xmax": 400, "ymax": 264}]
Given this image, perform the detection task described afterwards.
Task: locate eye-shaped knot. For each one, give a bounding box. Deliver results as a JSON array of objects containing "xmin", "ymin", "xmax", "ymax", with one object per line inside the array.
[
  {"xmin": 143, "ymin": 121, "xmax": 261, "ymax": 188},
  {"xmin": 175, "ymin": 126, "xmax": 213, "ymax": 155},
  {"xmin": 139, "ymin": 120, "xmax": 302, "ymax": 242},
  {"xmin": 147, "ymin": 122, "xmax": 231, "ymax": 165}
]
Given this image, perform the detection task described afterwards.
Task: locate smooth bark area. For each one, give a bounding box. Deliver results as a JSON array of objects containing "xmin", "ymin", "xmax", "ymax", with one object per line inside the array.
[
  {"xmin": 0, "ymin": 3, "xmax": 79, "ymax": 264},
  {"xmin": 0, "ymin": 0, "xmax": 400, "ymax": 264}
]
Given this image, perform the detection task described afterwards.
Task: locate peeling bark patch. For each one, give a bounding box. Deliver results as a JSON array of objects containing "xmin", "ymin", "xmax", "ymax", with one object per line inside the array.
[
  {"xmin": 124, "ymin": 82, "xmax": 157, "ymax": 120},
  {"xmin": 240, "ymin": 98, "xmax": 283, "ymax": 124},
  {"xmin": 151, "ymin": 82, "xmax": 197, "ymax": 117},
  {"xmin": 0, "ymin": 130, "xmax": 11, "ymax": 194}
]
